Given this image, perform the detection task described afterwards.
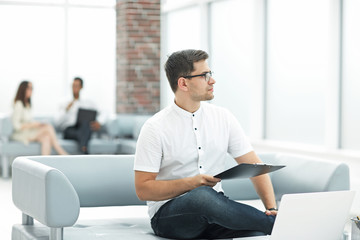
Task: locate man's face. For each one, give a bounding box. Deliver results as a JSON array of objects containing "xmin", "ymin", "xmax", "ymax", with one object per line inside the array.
[
  {"xmin": 72, "ymin": 80, "xmax": 82, "ymax": 97},
  {"xmin": 186, "ymin": 60, "xmax": 216, "ymax": 102}
]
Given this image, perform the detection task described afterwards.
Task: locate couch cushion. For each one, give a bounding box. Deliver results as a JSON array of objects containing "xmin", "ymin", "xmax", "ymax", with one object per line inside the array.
[
  {"xmin": 271, "ymin": 154, "xmax": 350, "ymax": 200},
  {"xmin": 58, "ymin": 139, "xmax": 81, "ymax": 155},
  {"xmin": 12, "ymin": 218, "xmax": 166, "ymax": 240},
  {"xmin": 0, "ymin": 142, "xmax": 41, "ymax": 155},
  {"xmin": 0, "ymin": 138, "xmax": 118, "ymax": 156},
  {"xmin": 11, "ymin": 202, "xmax": 263, "ymax": 240}
]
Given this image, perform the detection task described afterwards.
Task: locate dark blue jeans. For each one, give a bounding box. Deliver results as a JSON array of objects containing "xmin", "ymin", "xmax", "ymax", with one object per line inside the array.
[
  {"xmin": 151, "ymin": 186, "xmax": 275, "ymax": 239},
  {"xmin": 64, "ymin": 123, "xmax": 92, "ymax": 154}
]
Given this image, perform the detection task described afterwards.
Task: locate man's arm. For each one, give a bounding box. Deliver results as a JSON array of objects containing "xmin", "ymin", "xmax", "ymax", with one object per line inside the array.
[
  {"xmin": 235, "ymin": 151, "xmax": 277, "ymax": 216},
  {"xmin": 134, "ymin": 171, "xmax": 221, "ymax": 201}
]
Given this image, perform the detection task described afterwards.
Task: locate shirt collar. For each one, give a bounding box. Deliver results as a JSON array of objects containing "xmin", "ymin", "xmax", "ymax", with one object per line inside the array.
[{"xmin": 171, "ymin": 101, "xmax": 203, "ymax": 118}]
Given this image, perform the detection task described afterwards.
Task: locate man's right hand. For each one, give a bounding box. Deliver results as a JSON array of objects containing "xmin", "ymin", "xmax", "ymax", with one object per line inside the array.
[
  {"xmin": 191, "ymin": 174, "xmax": 221, "ymax": 188},
  {"xmin": 66, "ymin": 101, "xmax": 74, "ymax": 111}
]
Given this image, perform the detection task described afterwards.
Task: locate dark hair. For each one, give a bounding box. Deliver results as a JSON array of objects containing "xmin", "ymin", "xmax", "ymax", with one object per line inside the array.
[
  {"xmin": 14, "ymin": 81, "xmax": 31, "ymax": 107},
  {"xmin": 164, "ymin": 49, "xmax": 209, "ymax": 93},
  {"xmin": 73, "ymin": 77, "xmax": 83, "ymax": 87}
]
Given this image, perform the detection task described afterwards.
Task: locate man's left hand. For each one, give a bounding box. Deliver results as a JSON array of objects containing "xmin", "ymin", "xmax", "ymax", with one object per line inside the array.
[{"xmin": 265, "ymin": 209, "xmax": 278, "ymax": 216}]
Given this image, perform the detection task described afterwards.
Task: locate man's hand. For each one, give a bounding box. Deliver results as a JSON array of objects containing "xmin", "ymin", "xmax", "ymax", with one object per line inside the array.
[
  {"xmin": 265, "ymin": 209, "xmax": 278, "ymax": 216},
  {"xmin": 66, "ymin": 101, "xmax": 75, "ymax": 111},
  {"xmin": 90, "ymin": 121, "xmax": 101, "ymax": 131},
  {"xmin": 191, "ymin": 174, "xmax": 221, "ymax": 188}
]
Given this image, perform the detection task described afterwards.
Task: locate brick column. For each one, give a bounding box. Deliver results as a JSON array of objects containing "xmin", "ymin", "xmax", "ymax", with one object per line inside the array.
[{"xmin": 116, "ymin": 0, "xmax": 161, "ymax": 114}]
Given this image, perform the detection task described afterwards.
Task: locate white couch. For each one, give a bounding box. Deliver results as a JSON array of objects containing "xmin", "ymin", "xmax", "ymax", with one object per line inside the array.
[
  {"xmin": 11, "ymin": 153, "xmax": 350, "ymax": 240},
  {"xmin": 0, "ymin": 114, "xmax": 151, "ymax": 178}
]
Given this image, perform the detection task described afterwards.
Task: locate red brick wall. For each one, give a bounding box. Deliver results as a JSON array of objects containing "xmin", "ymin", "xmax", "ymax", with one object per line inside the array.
[{"xmin": 116, "ymin": 0, "xmax": 161, "ymax": 114}]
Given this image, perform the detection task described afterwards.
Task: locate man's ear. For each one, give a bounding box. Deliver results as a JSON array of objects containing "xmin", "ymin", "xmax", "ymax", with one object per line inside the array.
[{"xmin": 177, "ymin": 77, "xmax": 188, "ymax": 92}]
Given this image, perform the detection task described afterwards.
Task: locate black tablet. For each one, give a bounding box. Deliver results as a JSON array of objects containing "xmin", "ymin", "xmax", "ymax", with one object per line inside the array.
[
  {"xmin": 214, "ymin": 163, "xmax": 285, "ymax": 180},
  {"xmin": 76, "ymin": 108, "xmax": 97, "ymax": 125}
]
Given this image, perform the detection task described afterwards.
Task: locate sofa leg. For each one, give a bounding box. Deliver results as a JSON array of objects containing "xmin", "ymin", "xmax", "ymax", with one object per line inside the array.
[
  {"xmin": 1, "ymin": 155, "xmax": 9, "ymax": 178},
  {"xmin": 50, "ymin": 227, "xmax": 63, "ymax": 240},
  {"xmin": 22, "ymin": 213, "xmax": 33, "ymax": 225}
]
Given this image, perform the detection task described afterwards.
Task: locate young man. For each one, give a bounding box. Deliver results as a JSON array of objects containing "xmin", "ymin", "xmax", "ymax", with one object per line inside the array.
[
  {"xmin": 134, "ymin": 50, "xmax": 277, "ymax": 239},
  {"xmin": 55, "ymin": 77, "xmax": 101, "ymax": 154}
]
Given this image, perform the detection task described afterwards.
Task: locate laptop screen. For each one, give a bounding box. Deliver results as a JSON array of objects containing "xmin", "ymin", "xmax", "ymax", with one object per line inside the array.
[{"xmin": 270, "ymin": 191, "xmax": 355, "ymax": 240}]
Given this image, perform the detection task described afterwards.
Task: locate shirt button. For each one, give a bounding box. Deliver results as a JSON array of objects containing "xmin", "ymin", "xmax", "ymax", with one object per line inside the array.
[
  {"xmin": 192, "ymin": 114, "xmax": 195, "ymax": 117},
  {"xmin": 198, "ymin": 147, "xmax": 201, "ymax": 149},
  {"xmin": 195, "ymin": 128, "xmax": 197, "ymax": 130},
  {"xmin": 199, "ymin": 166, "xmax": 202, "ymax": 168}
]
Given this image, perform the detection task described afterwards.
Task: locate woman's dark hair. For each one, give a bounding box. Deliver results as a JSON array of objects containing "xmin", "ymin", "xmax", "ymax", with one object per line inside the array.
[
  {"xmin": 14, "ymin": 81, "xmax": 31, "ymax": 107},
  {"xmin": 164, "ymin": 49, "xmax": 209, "ymax": 93}
]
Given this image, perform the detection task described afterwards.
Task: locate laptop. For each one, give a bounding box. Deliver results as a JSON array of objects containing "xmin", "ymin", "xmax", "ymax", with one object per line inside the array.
[
  {"xmin": 76, "ymin": 108, "xmax": 97, "ymax": 126},
  {"xmin": 237, "ymin": 191, "xmax": 355, "ymax": 240}
]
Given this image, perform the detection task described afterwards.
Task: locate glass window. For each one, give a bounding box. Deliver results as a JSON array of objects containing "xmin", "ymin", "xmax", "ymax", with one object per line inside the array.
[
  {"xmin": 210, "ymin": 0, "xmax": 263, "ymax": 135},
  {"xmin": 68, "ymin": 7, "xmax": 116, "ymax": 117},
  {"xmin": 0, "ymin": 5, "xmax": 64, "ymax": 115},
  {"xmin": 1, "ymin": 0, "xmax": 65, "ymax": 3},
  {"xmin": 161, "ymin": 6, "xmax": 201, "ymax": 107},
  {"xmin": 69, "ymin": 0, "xmax": 115, "ymax": 7},
  {"xmin": 266, "ymin": 0, "xmax": 337, "ymax": 145},
  {"xmin": 0, "ymin": 3, "xmax": 116, "ymax": 117},
  {"xmin": 162, "ymin": 0, "xmax": 197, "ymax": 10},
  {"xmin": 165, "ymin": 7, "xmax": 201, "ymax": 55},
  {"xmin": 341, "ymin": 0, "xmax": 360, "ymax": 150}
]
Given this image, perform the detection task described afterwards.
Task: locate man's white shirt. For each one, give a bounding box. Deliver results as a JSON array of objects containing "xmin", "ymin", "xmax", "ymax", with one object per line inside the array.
[
  {"xmin": 134, "ymin": 102, "xmax": 253, "ymax": 218},
  {"xmin": 55, "ymin": 98, "xmax": 98, "ymax": 131}
]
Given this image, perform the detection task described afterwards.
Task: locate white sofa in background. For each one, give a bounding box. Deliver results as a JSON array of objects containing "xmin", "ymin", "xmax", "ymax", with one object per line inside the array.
[
  {"xmin": 11, "ymin": 153, "xmax": 350, "ymax": 240},
  {"xmin": 104, "ymin": 114, "xmax": 152, "ymax": 154},
  {"xmin": 0, "ymin": 114, "xmax": 151, "ymax": 178}
]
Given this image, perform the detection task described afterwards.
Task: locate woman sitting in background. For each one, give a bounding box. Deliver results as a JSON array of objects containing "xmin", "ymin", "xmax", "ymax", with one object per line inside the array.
[{"xmin": 11, "ymin": 81, "xmax": 68, "ymax": 155}]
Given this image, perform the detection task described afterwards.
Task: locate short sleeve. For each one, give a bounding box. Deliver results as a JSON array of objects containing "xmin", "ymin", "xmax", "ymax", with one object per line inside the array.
[
  {"xmin": 134, "ymin": 120, "xmax": 163, "ymax": 173},
  {"xmin": 226, "ymin": 110, "xmax": 253, "ymax": 158}
]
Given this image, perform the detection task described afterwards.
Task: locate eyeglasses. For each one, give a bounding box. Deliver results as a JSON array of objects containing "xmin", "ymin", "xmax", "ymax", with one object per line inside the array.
[{"xmin": 182, "ymin": 71, "xmax": 213, "ymax": 82}]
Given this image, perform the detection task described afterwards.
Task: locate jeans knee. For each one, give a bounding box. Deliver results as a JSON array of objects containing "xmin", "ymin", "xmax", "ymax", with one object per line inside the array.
[
  {"xmin": 190, "ymin": 186, "xmax": 215, "ymax": 198},
  {"xmin": 187, "ymin": 186, "xmax": 223, "ymax": 207}
]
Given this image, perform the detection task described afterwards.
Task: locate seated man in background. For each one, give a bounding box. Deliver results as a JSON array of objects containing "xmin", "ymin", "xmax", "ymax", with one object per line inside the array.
[
  {"xmin": 55, "ymin": 77, "xmax": 102, "ymax": 154},
  {"xmin": 134, "ymin": 49, "xmax": 277, "ymax": 239}
]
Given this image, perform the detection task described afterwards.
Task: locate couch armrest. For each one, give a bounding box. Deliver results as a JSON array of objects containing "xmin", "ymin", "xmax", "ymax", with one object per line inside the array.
[{"xmin": 12, "ymin": 157, "xmax": 80, "ymax": 228}]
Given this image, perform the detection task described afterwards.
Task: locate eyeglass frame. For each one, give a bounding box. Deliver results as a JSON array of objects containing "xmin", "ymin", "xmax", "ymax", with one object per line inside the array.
[{"xmin": 182, "ymin": 71, "xmax": 213, "ymax": 82}]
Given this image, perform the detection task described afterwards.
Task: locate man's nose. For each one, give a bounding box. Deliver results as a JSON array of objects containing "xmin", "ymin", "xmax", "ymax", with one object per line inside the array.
[{"xmin": 208, "ymin": 77, "xmax": 216, "ymax": 84}]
